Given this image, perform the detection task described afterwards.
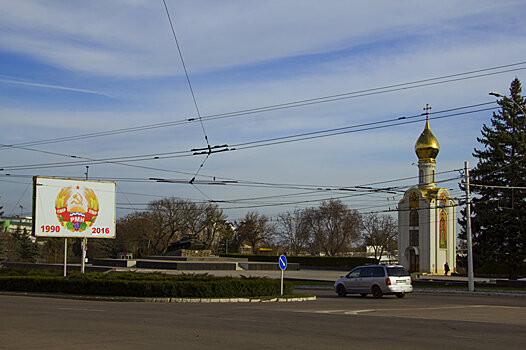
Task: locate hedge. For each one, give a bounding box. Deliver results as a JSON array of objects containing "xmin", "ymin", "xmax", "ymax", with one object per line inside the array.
[
  {"xmin": 220, "ymin": 254, "xmax": 376, "ymax": 269},
  {"xmin": 0, "ymin": 272, "xmax": 293, "ymax": 298}
]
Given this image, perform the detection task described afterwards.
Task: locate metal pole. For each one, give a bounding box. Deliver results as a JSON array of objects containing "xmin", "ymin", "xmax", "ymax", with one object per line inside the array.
[
  {"xmin": 63, "ymin": 238, "xmax": 67, "ymax": 277},
  {"xmin": 465, "ymin": 161, "xmax": 474, "ymax": 292},
  {"xmin": 280, "ymin": 269, "xmax": 284, "ymax": 296},
  {"xmin": 81, "ymin": 167, "xmax": 89, "ymax": 273},
  {"xmin": 81, "ymin": 237, "xmax": 87, "ymax": 273}
]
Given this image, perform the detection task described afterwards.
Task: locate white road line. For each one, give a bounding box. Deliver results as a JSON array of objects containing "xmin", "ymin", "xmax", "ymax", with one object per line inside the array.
[
  {"xmin": 344, "ymin": 309, "xmax": 375, "ymax": 315},
  {"xmin": 314, "ymin": 310, "xmax": 347, "ymax": 314}
]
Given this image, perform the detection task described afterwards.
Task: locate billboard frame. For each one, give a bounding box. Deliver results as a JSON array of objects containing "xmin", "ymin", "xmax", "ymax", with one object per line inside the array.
[{"xmin": 32, "ymin": 176, "xmax": 116, "ymax": 239}]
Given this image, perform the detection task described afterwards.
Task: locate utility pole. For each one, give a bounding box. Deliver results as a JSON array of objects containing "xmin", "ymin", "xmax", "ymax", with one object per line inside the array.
[
  {"xmin": 81, "ymin": 166, "xmax": 89, "ymax": 274},
  {"xmin": 464, "ymin": 161, "xmax": 474, "ymax": 292}
]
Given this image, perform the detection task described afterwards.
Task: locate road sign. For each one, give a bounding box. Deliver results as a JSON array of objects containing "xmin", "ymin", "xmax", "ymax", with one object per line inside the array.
[{"xmin": 279, "ymin": 255, "xmax": 287, "ymax": 270}]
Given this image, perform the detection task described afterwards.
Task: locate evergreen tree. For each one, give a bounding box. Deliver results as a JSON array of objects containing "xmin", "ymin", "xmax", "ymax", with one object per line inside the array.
[
  {"xmin": 13, "ymin": 227, "xmax": 39, "ymax": 263},
  {"xmin": 463, "ymin": 78, "xmax": 526, "ymax": 279}
]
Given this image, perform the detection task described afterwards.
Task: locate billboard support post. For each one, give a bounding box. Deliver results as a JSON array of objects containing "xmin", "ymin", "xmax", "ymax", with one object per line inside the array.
[
  {"xmin": 81, "ymin": 238, "xmax": 87, "ymax": 273},
  {"xmin": 63, "ymin": 238, "xmax": 67, "ymax": 277}
]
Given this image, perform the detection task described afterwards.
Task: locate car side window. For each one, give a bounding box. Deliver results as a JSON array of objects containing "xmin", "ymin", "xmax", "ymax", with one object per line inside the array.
[
  {"xmin": 360, "ymin": 268, "xmax": 372, "ymax": 278},
  {"xmin": 348, "ymin": 269, "xmax": 361, "ymax": 278},
  {"xmin": 372, "ymin": 267, "xmax": 385, "ymax": 277}
]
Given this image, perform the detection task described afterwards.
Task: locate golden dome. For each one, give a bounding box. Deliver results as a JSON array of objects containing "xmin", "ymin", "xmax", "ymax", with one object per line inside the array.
[{"xmin": 415, "ymin": 117, "xmax": 439, "ymax": 162}]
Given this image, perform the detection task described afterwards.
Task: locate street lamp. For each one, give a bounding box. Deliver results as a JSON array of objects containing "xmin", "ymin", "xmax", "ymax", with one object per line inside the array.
[{"xmin": 489, "ymin": 92, "xmax": 526, "ymax": 115}]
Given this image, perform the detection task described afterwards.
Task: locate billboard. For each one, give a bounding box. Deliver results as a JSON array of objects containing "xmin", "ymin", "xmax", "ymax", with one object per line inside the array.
[{"xmin": 33, "ymin": 176, "xmax": 116, "ymax": 238}]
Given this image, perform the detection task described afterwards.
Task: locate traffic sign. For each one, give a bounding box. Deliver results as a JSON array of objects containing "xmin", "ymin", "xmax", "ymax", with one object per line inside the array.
[{"xmin": 279, "ymin": 255, "xmax": 287, "ymax": 270}]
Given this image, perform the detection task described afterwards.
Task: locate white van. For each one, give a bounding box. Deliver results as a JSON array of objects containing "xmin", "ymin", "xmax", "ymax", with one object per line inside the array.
[{"xmin": 334, "ymin": 265, "xmax": 413, "ymax": 298}]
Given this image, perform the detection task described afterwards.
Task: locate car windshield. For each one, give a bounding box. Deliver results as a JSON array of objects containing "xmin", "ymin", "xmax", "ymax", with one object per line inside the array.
[{"xmin": 387, "ymin": 267, "xmax": 410, "ymax": 276}]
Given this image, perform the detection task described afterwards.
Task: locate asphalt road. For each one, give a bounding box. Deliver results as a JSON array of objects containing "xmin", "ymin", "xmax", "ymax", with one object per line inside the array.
[{"xmin": 1, "ymin": 290, "xmax": 525, "ymax": 349}]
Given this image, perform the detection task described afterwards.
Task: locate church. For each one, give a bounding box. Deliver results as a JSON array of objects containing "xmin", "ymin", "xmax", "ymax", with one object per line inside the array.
[{"xmin": 398, "ymin": 106, "xmax": 456, "ymax": 274}]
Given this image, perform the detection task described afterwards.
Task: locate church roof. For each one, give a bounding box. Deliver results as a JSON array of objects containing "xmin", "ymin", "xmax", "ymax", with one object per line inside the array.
[
  {"xmin": 414, "ymin": 112, "xmax": 439, "ymax": 163},
  {"xmin": 399, "ymin": 186, "xmax": 452, "ymax": 205}
]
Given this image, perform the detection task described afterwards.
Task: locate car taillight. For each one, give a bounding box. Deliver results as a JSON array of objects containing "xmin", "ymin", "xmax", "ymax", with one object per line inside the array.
[
  {"xmin": 410, "ymin": 277, "xmax": 413, "ymax": 285},
  {"xmin": 386, "ymin": 278, "xmax": 391, "ymax": 286}
]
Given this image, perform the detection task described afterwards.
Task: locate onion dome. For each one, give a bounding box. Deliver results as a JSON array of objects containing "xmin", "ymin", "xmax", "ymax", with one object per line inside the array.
[{"xmin": 415, "ymin": 110, "xmax": 439, "ymax": 162}]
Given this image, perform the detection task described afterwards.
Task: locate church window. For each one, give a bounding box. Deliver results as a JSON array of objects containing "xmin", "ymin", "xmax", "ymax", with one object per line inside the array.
[
  {"xmin": 410, "ymin": 209, "xmax": 419, "ymax": 227},
  {"xmin": 439, "ymin": 212, "xmax": 447, "ymax": 249},
  {"xmin": 432, "ymin": 170, "xmax": 435, "ymax": 183},
  {"xmin": 409, "ymin": 192, "xmax": 419, "ymax": 208},
  {"xmin": 420, "ymin": 170, "xmax": 424, "ymax": 183},
  {"xmin": 410, "ymin": 230, "xmax": 419, "ymax": 246}
]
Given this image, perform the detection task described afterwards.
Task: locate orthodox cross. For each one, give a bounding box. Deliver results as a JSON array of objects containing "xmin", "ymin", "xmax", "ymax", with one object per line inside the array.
[{"xmin": 423, "ymin": 104, "xmax": 432, "ymax": 121}]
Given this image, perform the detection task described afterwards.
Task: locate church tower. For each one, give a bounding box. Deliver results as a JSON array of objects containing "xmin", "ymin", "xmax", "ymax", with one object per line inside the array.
[{"xmin": 398, "ymin": 105, "xmax": 456, "ymax": 274}]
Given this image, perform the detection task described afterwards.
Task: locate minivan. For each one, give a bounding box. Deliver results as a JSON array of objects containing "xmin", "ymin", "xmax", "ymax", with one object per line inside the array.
[{"xmin": 334, "ymin": 264, "xmax": 413, "ymax": 298}]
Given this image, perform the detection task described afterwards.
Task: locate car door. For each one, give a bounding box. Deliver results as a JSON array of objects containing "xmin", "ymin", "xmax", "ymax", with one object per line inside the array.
[
  {"xmin": 343, "ymin": 268, "xmax": 362, "ymax": 293},
  {"xmin": 358, "ymin": 267, "xmax": 374, "ymax": 293}
]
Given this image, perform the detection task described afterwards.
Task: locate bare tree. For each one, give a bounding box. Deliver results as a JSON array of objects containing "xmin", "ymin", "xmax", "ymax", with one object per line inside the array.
[
  {"xmin": 236, "ymin": 211, "xmax": 274, "ymax": 254},
  {"xmin": 114, "ymin": 199, "xmax": 229, "ymax": 256},
  {"xmin": 276, "ymin": 209, "xmax": 311, "ymax": 255},
  {"xmin": 191, "ymin": 203, "xmax": 228, "ymax": 252},
  {"xmin": 147, "ymin": 198, "xmax": 185, "ymax": 254},
  {"xmin": 304, "ymin": 199, "xmax": 361, "ymax": 256},
  {"xmin": 362, "ymin": 213, "xmax": 398, "ymax": 262}
]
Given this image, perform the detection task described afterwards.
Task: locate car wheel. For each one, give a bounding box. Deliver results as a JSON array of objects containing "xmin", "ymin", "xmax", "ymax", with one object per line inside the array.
[
  {"xmin": 372, "ymin": 285, "xmax": 383, "ymax": 298},
  {"xmin": 396, "ymin": 292, "xmax": 405, "ymax": 298},
  {"xmin": 336, "ymin": 284, "xmax": 347, "ymax": 297},
  {"xmin": 360, "ymin": 293, "xmax": 367, "ymax": 298}
]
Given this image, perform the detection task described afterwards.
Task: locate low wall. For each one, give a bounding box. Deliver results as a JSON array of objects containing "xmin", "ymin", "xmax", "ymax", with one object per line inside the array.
[
  {"xmin": 2, "ymin": 261, "xmax": 113, "ymax": 272},
  {"xmin": 239, "ymin": 262, "xmax": 300, "ymax": 271},
  {"xmin": 91, "ymin": 258, "xmax": 136, "ymax": 268},
  {"xmin": 136, "ymin": 260, "xmax": 237, "ymax": 270}
]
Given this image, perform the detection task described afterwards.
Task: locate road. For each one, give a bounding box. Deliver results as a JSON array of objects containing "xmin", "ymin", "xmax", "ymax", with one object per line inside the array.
[{"xmin": 1, "ymin": 290, "xmax": 525, "ymax": 349}]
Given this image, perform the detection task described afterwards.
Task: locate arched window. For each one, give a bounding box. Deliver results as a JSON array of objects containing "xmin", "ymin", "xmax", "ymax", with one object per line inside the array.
[
  {"xmin": 420, "ymin": 170, "xmax": 424, "ymax": 183},
  {"xmin": 432, "ymin": 170, "xmax": 435, "ymax": 183},
  {"xmin": 410, "ymin": 209, "xmax": 419, "ymax": 227}
]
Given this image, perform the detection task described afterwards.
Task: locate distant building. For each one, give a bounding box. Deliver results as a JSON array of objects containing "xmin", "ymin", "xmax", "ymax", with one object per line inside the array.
[
  {"xmin": 1, "ymin": 216, "xmax": 33, "ymax": 236},
  {"xmin": 398, "ymin": 106, "xmax": 456, "ymax": 274},
  {"xmin": 365, "ymin": 246, "xmax": 397, "ymax": 264}
]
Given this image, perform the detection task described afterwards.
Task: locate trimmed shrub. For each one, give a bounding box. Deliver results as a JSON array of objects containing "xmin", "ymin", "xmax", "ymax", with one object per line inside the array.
[{"xmin": 0, "ymin": 273, "xmax": 293, "ymax": 298}]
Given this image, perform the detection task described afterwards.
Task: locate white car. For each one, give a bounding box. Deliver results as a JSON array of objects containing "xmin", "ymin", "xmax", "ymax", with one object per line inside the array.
[{"xmin": 334, "ymin": 265, "xmax": 413, "ymax": 298}]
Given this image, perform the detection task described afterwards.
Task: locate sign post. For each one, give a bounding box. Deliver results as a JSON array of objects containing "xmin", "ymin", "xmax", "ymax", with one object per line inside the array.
[
  {"xmin": 63, "ymin": 238, "xmax": 67, "ymax": 277},
  {"xmin": 279, "ymin": 254, "xmax": 287, "ymax": 296},
  {"xmin": 81, "ymin": 238, "xmax": 88, "ymax": 273}
]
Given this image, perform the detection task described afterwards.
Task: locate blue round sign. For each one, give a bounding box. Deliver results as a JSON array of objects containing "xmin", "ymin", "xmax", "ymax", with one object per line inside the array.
[{"xmin": 279, "ymin": 255, "xmax": 287, "ymax": 270}]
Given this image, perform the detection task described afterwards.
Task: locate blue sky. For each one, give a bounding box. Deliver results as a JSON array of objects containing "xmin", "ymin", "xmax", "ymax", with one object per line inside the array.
[{"xmin": 1, "ymin": 0, "xmax": 526, "ymax": 222}]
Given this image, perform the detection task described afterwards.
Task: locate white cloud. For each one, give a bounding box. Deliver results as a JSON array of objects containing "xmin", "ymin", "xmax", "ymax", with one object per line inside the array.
[{"xmin": 1, "ymin": 0, "xmax": 526, "ymax": 220}]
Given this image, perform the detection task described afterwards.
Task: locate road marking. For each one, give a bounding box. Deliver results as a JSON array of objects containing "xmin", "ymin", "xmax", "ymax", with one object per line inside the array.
[
  {"xmin": 314, "ymin": 310, "xmax": 347, "ymax": 314},
  {"xmin": 344, "ymin": 309, "xmax": 375, "ymax": 315},
  {"xmin": 59, "ymin": 307, "xmax": 106, "ymax": 312},
  {"xmin": 299, "ymin": 305, "xmax": 494, "ymax": 316}
]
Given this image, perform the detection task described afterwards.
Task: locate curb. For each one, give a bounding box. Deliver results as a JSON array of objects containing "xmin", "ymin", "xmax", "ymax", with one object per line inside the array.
[
  {"xmin": 294, "ymin": 285, "xmax": 526, "ymax": 298},
  {"xmin": 0, "ymin": 291, "xmax": 316, "ymax": 303},
  {"xmin": 413, "ymin": 289, "xmax": 526, "ymax": 298}
]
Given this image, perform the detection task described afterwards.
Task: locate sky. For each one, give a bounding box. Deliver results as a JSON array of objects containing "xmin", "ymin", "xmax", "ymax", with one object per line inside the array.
[{"xmin": 1, "ymin": 0, "xmax": 526, "ymax": 224}]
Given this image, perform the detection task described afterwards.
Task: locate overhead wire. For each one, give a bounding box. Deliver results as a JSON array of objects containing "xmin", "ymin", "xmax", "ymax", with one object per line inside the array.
[
  {"xmin": 0, "ymin": 103, "xmax": 497, "ymax": 171},
  {"xmin": 162, "ymin": 0, "xmax": 213, "ymax": 189},
  {"xmin": 1, "ymin": 62, "xmax": 524, "ymax": 150}
]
